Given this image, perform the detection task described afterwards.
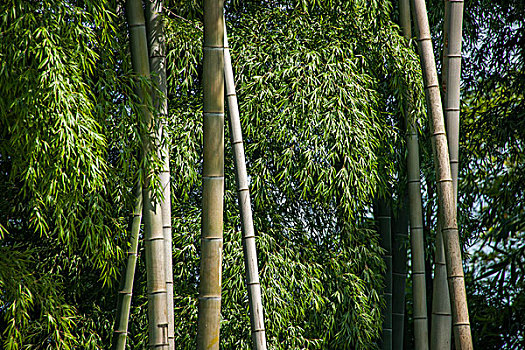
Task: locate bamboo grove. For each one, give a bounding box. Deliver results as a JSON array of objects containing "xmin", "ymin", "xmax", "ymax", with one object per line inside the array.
[{"xmin": 1, "ymin": 0, "xmax": 524, "ymax": 349}]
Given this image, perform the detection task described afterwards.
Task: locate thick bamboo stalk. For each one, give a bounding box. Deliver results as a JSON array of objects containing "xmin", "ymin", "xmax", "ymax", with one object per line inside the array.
[
  {"xmin": 398, "ymin": 1, "xmax": 430, "ymax": 348},
  {"xmin": 399, "ymin": 0, "xmax": 412, "ymax": 39},
  {"xmin": 392, "ymin": 203, "xmax": 408, "ymax": 350},
  {"xmin": 224, "ymin": 24, "xmax": 267, "ymax": 350},
  {"xmin": 443, "ymin": 0, "xmax": 463, "ymax": 199},
  {"xmin": 113, "ymin": 185, "xmax": 142, "ymax": 350},
  {"xmin": 410, "ymin": 0, "xmax": 472, "ymax": 348},
  {"xmin": 126, "ymin": 0, "xmax": 168, "ymax": 348},
  {"xmin": 144, "ymin": 2, "xmax": 174, "ymax": 349},
  {"xmin": 197, "ymin": 1, "xmax": 224, "ymax": 349},
  {"xmin": 432, "ymin": 2, "xmax": 464, "ymax": 348},
  {"xmin": 376, "ymin": 199, "xmax": 392, "ymax": 350}
]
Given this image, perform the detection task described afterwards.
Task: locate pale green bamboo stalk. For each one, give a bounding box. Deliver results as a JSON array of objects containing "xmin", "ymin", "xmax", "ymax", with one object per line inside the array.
[
  {"xmin": 113, "ymin": 185, "xmax": 142, "ymax": 350},
  {"xmin": 398, "ymin": 1, "xmax": 430, "ymax": 348},
  {"xmin": 399, "ymin": 0, "xmax": 412, "ymax": 39},
  {"xmin": 197, "ymin": 1, "xmax": 224, "ymax": 349},
  {"xmin": 144, "ymin": 2, "xmax": 174, "ymax": 349},
  {"xmin": 444, "ymin": 0, "xmax": 464, "ymax": 199},
  {"xmin": 432, "ymin": 2, "xmax": 464, "ymax": 348},
  {"xmin": 376, "ymin": 199, "xmax": 392, "ymax": 350},
  {"xmin": 410, "ymin": 0, "xmax": 472, "ymax": 348},
  {"xmin": 126, "ymin": 0, "xmax": 168, "ymax": 348},
  {"xmin": 406, "ymin": 125, "xmax": 430, "ymax": 350},
  {"xmin": 392, "ymin": 203, "xmax": 408, "ymax": 350},
  {"xmin": 224, "ymin": 24, "xmax": 267, "ymax": 350}
]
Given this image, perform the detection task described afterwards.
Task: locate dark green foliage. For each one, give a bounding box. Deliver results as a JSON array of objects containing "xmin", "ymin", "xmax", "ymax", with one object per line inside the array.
[{"xmin": 164, "ymin": 1, "xmax": 424, "ymax": 348}]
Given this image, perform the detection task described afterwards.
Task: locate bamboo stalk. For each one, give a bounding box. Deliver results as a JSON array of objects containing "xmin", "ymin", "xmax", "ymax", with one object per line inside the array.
[
  {"xmin": 406, "ymin": 125, "xmax": 430, "ymax": 350},
  {"xmin": 392, "ymin": 203, "xmax": 408, "ymax": 350},
  {"xmin": 432, "ymin": 2, "xmax": 464, "ymax": 348},
  {"xmin": 144, "ymin": 2, "xmax": 174, "ymax": 349},
  {"xmin": 376, "ymin": 199, "xmax": 393, "ymax": 350},
  {"xmin": 398, "ymin": 1, "xmax": 430, "ymax": 348},
  {"xmin": 224, "ymin": 24, "xmax": 267, "ymax": 350},
  {"xmin": 126, "ymin": 0, "xmax": 168, "ymax": 348},
  {"xmin": 431, "ymin": 218, "xmax": 452, "ymax": 350},
  {"xmin": 410, "ymin": 0, "xmax": 473, "ymax": 348},
  {"xmin": 113, "ymin": 185, "xmax": 142, "ymax": 350},
  {"xmin": 197, "ymin": 1, "xmax": 224, "ymax": 349}
]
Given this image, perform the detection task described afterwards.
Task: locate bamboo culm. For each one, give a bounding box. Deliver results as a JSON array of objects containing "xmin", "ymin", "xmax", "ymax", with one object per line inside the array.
[
  {"xmin": 398, "ymin": 1, "xmax": 430, "ymax": 348},
  {"xmin": 126, "ymin": 0, "xmax": 168, "ymax": 348},
  {"xmin": 392, "ymin": 203, "xmax": 408, "ymax": 350},
  {"xmin": 431, "ymin": 4, "xmax": 452, "ymax": 350},
  {"xmin": 197, "ymin": 1, "xmax": 225, "ymax": 349},
  {"xmin": 224, "ymin": 23, "xmax": 268, "ymax": 350},
  {"xmin": 144, "ymin": 1, "xmax": 174, "ymax": 349},
  {"xmin": 410, "ymin": 0, "xmax": 473, "ymax": 348},
  {"xmin": 376, "ymin": 199, "xmax": 392, "ymax": 350},
  {"xmin": 113, "ymin": 186, "xmax": 142, "ymax": 350},
  {"xmin": 432, "ymin": 1, "xmax": 465, "ymax": 348}
]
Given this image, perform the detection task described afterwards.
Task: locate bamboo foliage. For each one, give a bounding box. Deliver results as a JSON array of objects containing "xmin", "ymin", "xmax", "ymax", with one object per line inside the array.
[
  {"xmin": 224, "ymin": 24, "xmax": 267, "ymax": 350},
  {"xmin": 197, "ymin": 1, "xmax": 224, "ymax": 349},
  {"xmin": 144, "ymin": 1, "xmax": 175, "ymax": 349},
  {"xmin": 410, "ymin": 0, "xmax": 473, "ymax": 348},
  {"xmin": 126, "ymin": 0, "xmax": 168, "ymax": 348},
  {"xmin": 398, "ymin": 1, "xmax": 429, "ymax": 348},
  {"xmin": 113, "ymin": 186, "xmax": 142, "ymax": 350}
]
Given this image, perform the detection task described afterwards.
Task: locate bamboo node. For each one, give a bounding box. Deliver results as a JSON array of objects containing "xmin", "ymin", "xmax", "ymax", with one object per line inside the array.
[
  {"xmin": 417, "ymin": 36, "xmax": 432, "ymax": 42},
  {"xmin": 203, "ymin": 46, "xmax": 223, "ymax": 50},
  {"xmin": 203, "ymin": 112, "xmax": 224, "ymax": 117}
]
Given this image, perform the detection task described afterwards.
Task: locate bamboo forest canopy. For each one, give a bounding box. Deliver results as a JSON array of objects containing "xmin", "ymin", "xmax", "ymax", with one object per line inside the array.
[{"xmin": 0, "ymin": 0, "xmax": 523, "ymax": 349}]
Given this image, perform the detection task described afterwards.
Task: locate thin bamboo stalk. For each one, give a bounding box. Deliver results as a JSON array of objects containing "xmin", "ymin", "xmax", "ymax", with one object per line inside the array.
[
  {"xmin": 197, "ymin": 1, "xmax": 224, "ymax": 349},
  {"xmin": 113, "ymin": 185, "xmax": 142, "ymax": 350},
  {"xmin": 407, "ymin": 125, "xmax": 430, "ymax": 350},
  {"xmin": 376, "ymin": 199, "xmax": 392, "ymax": 350},
  {"xmin": 431, "ymin": 218, "xmax": 452, "ymax": 350},
  {"xmin": 410, "ymin": 0, "xmax": 473, "ymax": 348},
  {"xmin": 224, "ymin": 24, "xmax": 267, "ymax": 350},
  {"xmin": 126, "ymin": 0, "xmax": 168, "ymax": 348},
  {"xmin": 144, "ymin": 2, "xmax": 174, "ymax": 349},
  {"xmin": 398, "ymin": 1, "xmax": 430, "ymax": 348},
  {"xmin": 392, "ymin": 203, "xmax": 408, "ymax": 350}
]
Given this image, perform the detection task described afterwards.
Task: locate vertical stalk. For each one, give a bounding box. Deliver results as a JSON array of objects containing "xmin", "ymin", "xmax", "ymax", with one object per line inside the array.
[
  {"xmin": 144, "ymin": 1, "xmax": 174, "ymax": 349},
  {"xmin": 432, "ymin": 1, "xmax": 464, "ymax": 347},
  {"xmin": 224, "ymin": 24, "xmax": 267, "ymax": 350},
  {"xmin": 126, "ymin": 0, "xmax": 168, "ymax": 348},
  {"xmin": 197, "ymin": 1, "xmax": 224, "ymax": 349},
  {"xmin": 113, "ymin": 186, "xmax": 142, "ymax": 350},
  {"xmin": 431, "ymin": 218, "xmax": 452, "ymax": 350},
  {"xmin": 407, "ymin": 125, "xmax": 429, "ymax": 350},
  {"xmin": 410, "ymin": 0, "xmax": 473, "ymax": 348},
  {"xmin": 398, "ymin": 1, "xmax": 429, "ymax": 348},
  {"xmin": 444, "ymin": 0, "xmax": 464, "ymax": 199},
  {"xmin": 392, "ymin": 202, "xmax": 408, "ymax": 350},
  {"xmin": 376, "ymin": 199, "xmax": 392, "ymax": 350},
  {"xmin": 431, "ymin": 4, "xmax": 452, "ymax": 349}
]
